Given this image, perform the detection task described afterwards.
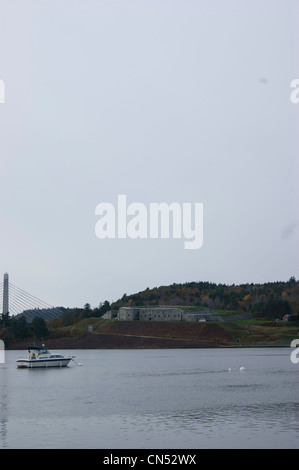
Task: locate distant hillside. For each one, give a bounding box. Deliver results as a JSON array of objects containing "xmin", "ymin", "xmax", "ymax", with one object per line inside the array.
[
  {"xmin": 3, "ymin": 278, "xmax": 299, "ymax": 349},
  {"xmin": 112, "ymin": 277, "xmax": 299, "ymax": 318},
  {"xmin": 8, "ymin": 316, "xmax": 299, "ymax": 350}
]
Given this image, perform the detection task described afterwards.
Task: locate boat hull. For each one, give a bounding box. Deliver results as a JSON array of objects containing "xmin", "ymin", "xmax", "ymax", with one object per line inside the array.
[{"xmin": 17, "ymin": 358, "xmax": 72, "ymax": 368}]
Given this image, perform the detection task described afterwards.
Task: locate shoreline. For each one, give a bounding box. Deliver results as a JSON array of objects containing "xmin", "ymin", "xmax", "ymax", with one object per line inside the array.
[
  {"xmin": 6, "ymin": 337, "xmax": 292, "ymax": 351},
  {"xmin": 4, "ymin": 318, "xmax": 296, "ymax": 350}
]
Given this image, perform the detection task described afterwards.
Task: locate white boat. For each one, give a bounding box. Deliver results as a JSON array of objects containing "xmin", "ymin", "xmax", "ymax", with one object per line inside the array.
[{"xmin": 17, "ymin": 345, "xmax": 74, "ymax": 368}]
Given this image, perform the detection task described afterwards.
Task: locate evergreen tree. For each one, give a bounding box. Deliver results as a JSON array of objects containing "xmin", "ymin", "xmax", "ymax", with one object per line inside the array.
[{"xmin": 31, "ymin": 317, "xmax": 49, "ymax": 340}]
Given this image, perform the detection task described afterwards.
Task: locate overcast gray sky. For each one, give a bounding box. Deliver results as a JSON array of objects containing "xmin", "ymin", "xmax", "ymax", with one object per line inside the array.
[{"xmin": 0, "ymin": 0, "xmax": 298, "ymax": 310}]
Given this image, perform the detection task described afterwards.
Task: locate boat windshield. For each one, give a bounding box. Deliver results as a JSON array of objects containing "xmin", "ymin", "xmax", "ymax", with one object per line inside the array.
[{"xmin": 38, "ymin": 349, "xmax": 51, "ymax": 355}]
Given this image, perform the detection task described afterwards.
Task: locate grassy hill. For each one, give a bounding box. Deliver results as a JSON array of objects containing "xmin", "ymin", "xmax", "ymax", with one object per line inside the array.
[
  {"xmin": 3, "ymin": 277, "xmax": 299, "ymax": 349},
  {"xmin": 8, "ymin": 315, "xmax": 299, "ymax": 350}
]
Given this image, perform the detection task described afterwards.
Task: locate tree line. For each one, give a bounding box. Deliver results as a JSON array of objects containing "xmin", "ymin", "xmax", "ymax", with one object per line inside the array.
[
  {"xmin": 112, "ymin": 277, "xmax": 299, "ymax": 319},
  {"xmin": 0, "ymin": 300, "xmax": 112, "ymax": 345},
  {"xmin": 1, "ymin": 278, "xmax": 299, "ymax": 345}
]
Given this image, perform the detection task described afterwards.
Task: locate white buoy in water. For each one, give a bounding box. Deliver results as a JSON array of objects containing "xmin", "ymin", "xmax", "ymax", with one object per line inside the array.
[{"xmin": 240, "ymin": 366, "xmax": 245, "ymax": 371}]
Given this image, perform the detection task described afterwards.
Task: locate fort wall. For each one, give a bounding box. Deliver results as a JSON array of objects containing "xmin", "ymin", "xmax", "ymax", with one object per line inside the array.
[{"xmin": 117, "ymin": 307, "xmax": 213, "ymax": 322}]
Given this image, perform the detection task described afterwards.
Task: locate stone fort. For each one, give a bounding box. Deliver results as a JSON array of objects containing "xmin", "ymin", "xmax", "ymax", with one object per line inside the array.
[{"xmin": 103, "ymin": 307, "xmax": 217, "ymax": 322}]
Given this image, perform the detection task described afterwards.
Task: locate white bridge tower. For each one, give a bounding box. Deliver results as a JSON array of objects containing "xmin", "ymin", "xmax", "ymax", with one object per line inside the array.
[{"xmin": 2, "ymin": 272, "xmax": 9, "ymax": 316}]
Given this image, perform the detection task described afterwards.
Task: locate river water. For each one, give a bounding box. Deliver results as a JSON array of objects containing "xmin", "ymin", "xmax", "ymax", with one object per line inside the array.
[{"xmin": 0, "ymin": 348, "xmax": 298, "ymax": 449}]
